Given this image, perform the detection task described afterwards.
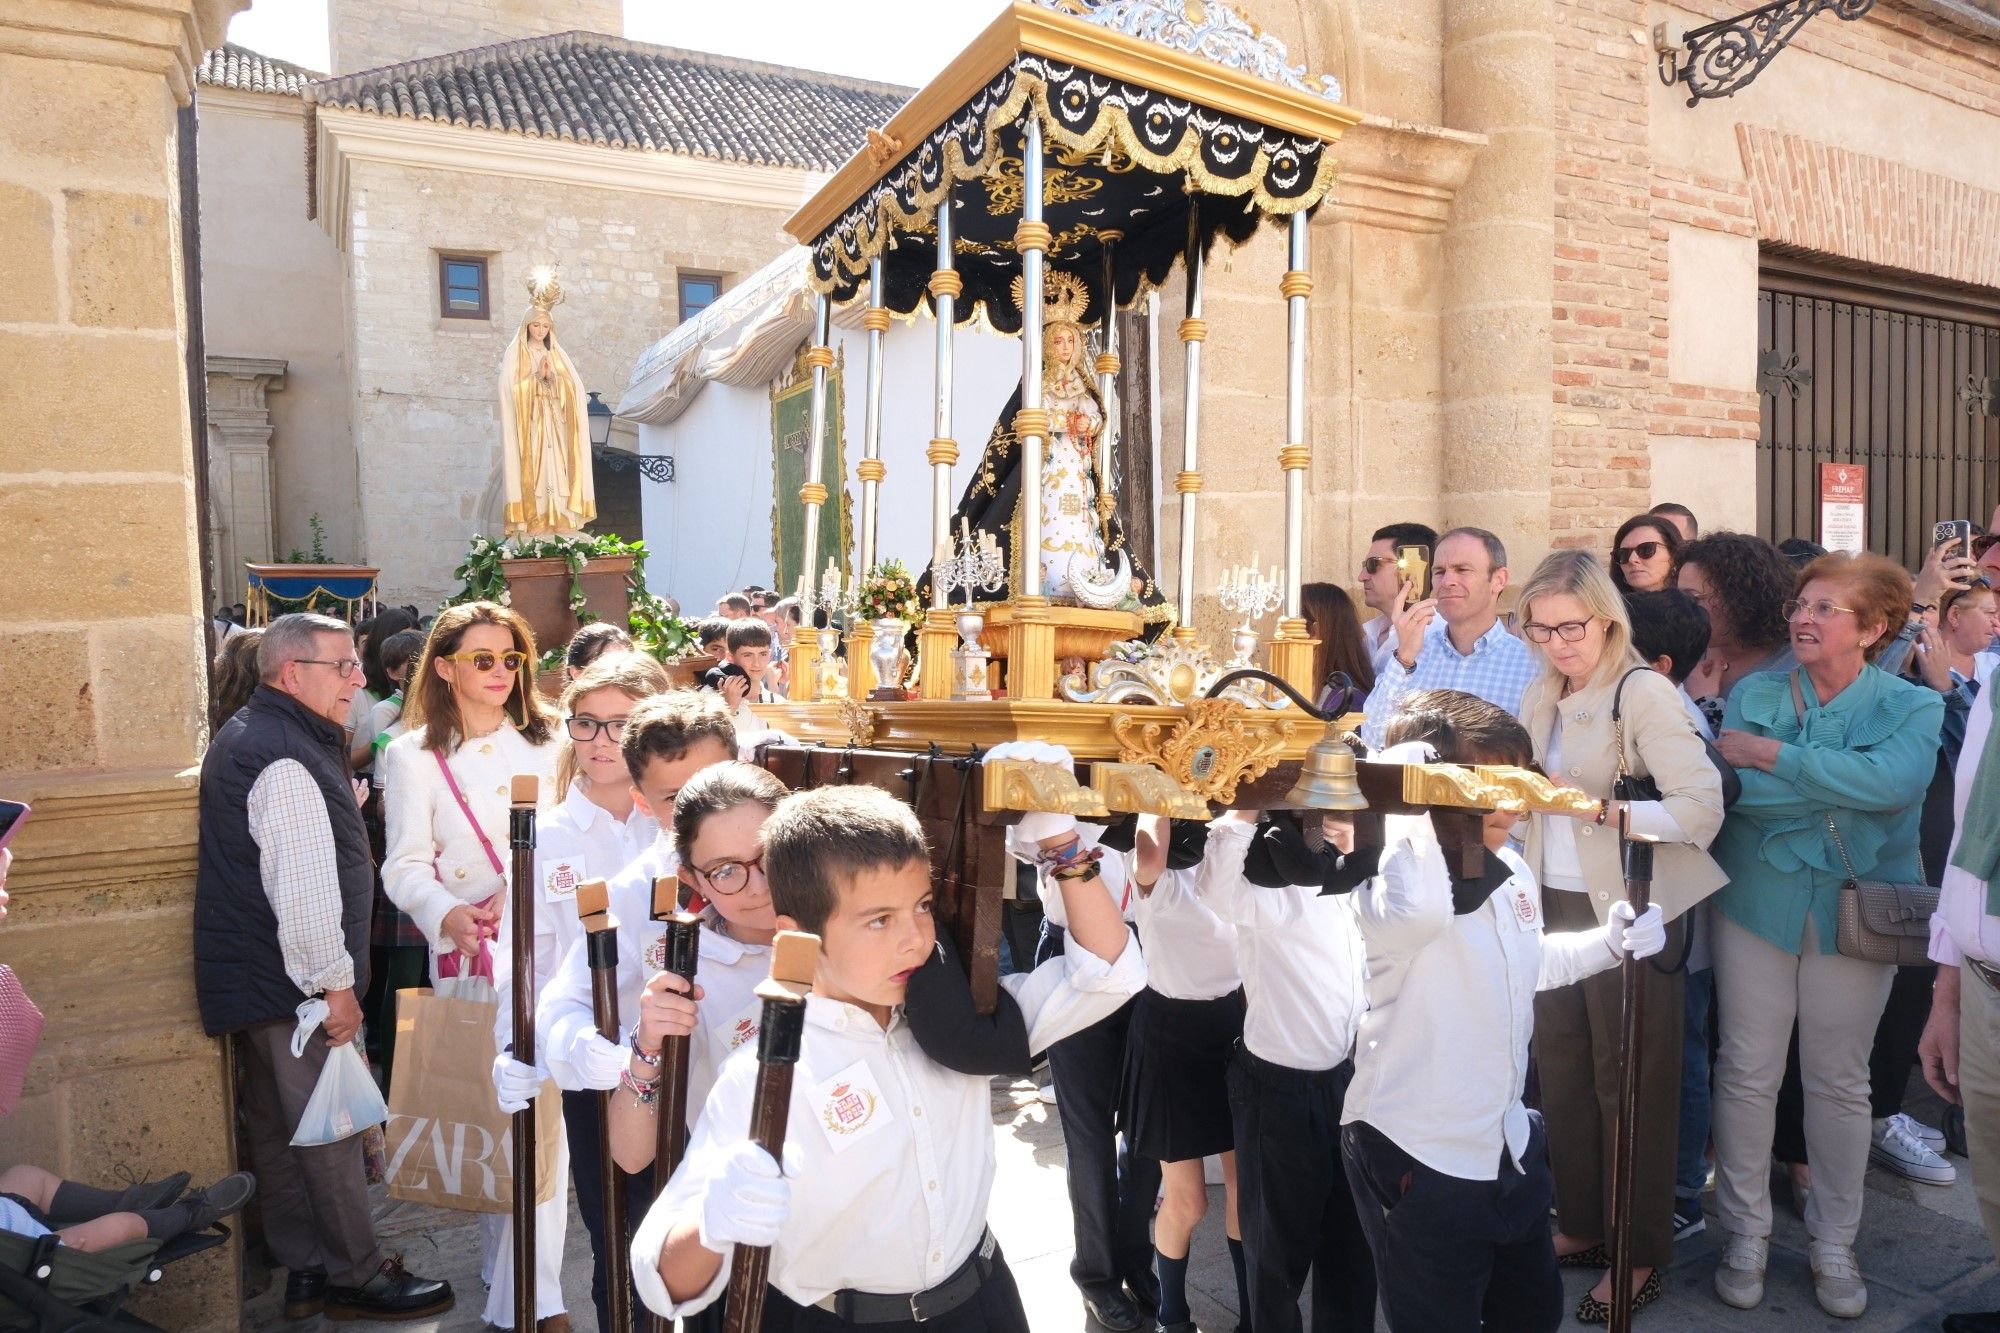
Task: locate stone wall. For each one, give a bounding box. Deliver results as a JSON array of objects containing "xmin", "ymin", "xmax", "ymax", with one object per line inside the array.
[
  {"xmin": 197, "ymin": 87, "xmax": 356, "ymax": 582},
  {"xmin": 0, "ymin": 0, "xmax": 247, "ymax": 1327},
  {"xmin": 336, "ymin": 154, "xmax": 811, "ymax": 604},
  {"xmin": 328, "ymin": 0, "xmax": 622, "ymax": 76}
]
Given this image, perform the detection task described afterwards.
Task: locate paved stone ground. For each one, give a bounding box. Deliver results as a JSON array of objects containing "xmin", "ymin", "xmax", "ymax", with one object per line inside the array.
[{"xmin": 244, "ymin": 1076, "xmax": 1998, "ymax": 1332}]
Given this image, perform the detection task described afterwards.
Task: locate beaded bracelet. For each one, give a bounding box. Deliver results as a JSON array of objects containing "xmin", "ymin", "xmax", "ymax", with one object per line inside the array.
[
  {"xmin": 1036, "ymin": 839, "xmax": 1103, "ymax": 875},
  {"xmin": 1050, "ymin": 861, "xmax": 1101, "ymax": 882},
  {"xmin": 627, "ymin": 1028, "xmax": 663, "ymax": 1067},
  {"xmin": 620, "ymin": 1066, "xmax": 661, "ymax": 1109},
  {"xmin": 1034, "ymin": 834, "xmax": 1085, "ymax": 867}
]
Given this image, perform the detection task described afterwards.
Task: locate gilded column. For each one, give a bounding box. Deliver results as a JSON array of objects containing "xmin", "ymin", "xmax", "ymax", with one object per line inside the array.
[{"xmin": 1267, "ymin": 210, "xmax": 1319, "ymax": 701}]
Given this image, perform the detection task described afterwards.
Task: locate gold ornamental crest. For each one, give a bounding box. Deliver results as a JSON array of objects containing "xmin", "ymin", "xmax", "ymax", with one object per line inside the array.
[{"xmin": 1112, "ymin": 700, "xmax": 1299, "ymax": 805}]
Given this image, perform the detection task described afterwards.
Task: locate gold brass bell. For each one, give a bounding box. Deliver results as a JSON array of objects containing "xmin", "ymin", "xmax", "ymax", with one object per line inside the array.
[{"xmin": 1282, "ymin": 722, "xmax": 1369, "ymax": 812}]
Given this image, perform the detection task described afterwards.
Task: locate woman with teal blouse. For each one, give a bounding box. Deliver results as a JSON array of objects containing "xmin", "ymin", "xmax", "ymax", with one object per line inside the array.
[{"xmin": 1706, "ymin": 552, "xmax": 1943, "ymax": 1322}]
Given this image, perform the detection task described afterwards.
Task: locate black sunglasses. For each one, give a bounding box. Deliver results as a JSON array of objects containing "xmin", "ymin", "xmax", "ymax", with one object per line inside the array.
[{"xmin": 1616, "ymin": 541, "xmax": 1666, "ymax": 564}]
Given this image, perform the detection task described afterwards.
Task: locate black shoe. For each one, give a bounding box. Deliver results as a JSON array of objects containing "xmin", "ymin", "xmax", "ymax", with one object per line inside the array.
[
  {"xmin": 324, "ymin": 1256, "xmax": 453, "ymax": 1323},
  {"xmin": 1156, "ymin": 1322, "xmax": 1197, "ymax": 1333},
  {"xmin": 1125, "ymin": 1269, "xmax": 1162, "ymax": 1315},
  {"xmin": 176, "ymin": 1172, "xmax": 257, "ymax": 1236},
  {"xmin": 1083, "ymin": 1288, "xmax": 1144, "ymax": 1332},
  {"xmin": 1943, "ymin": 1314, "xmax": 2000, "ymax": 1333},
  {"xmin": 113, "ymin": 1171, "xmax": 191, "ymax": 1213},
  {"xmin": 1672, "ymin": 1196, "xmax": 1707, "ymax": 1242},
  {"xmin": 284, "ymin": 1270, "xmax": 328, "ymax": 1321}
]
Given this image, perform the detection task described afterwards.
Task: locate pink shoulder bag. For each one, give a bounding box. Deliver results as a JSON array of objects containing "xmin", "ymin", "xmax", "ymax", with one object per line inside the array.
[{"xmin": 432, "ymin": 749, "xmax": 506, "ymax": 980}]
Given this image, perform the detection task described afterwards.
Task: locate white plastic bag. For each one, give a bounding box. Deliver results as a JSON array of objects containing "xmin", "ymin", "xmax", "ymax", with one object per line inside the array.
[{"xmin": 290, "ymin": 998, "xmax": 389, "ymax": 1147}]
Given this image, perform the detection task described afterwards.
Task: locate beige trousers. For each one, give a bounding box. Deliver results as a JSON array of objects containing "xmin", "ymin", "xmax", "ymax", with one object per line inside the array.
[
  {"xmin": 1710, "ymin": 911, "xmax": 1894, "ymax": 1246},
  {"xmin": 1959, "ymin": 963, "xmax": 2000, "ymax": 1257}
]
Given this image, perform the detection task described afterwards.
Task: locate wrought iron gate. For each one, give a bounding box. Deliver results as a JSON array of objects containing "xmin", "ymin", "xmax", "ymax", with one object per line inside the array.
[{"xmin": 1759, "ymin": 258, "xmax": 2000, "ymax": 569}]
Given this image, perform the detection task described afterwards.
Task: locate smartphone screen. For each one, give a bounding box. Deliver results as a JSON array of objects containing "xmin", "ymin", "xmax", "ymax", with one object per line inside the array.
[
  {"xmin": 1396, "ymin": 545, "xmax": 1432, "ymax": 601},
  {"xmin": 0, "ymin": 800, "xmax": 28, "ymax": 852}
]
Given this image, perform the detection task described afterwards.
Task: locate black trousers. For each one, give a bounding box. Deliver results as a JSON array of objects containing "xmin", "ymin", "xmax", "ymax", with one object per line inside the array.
[
  {"xmin": 1038, "ymin": 923, "xmax": 1160, "ymax": 1301},
  {"xmin": 563, "ymin": 1088, "xmax": 655, "ymax": 1332},
  {"xmin": 756, "ymin": 1255, "xmax": 1030, "ymax": 1332},
  {"xmin": 1341, "ymin": 1116, "xmax": 1562, "ymax": 1333},
  {"xmin": 1228, "ymin": 1049, "xmax": 1376, "ymax": 1333}
]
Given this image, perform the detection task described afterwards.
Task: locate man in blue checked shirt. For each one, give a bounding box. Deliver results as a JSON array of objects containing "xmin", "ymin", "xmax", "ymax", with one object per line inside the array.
[{"xmin": 1360, "ymin": 527, "xmax": 1537, "ymax": 747}]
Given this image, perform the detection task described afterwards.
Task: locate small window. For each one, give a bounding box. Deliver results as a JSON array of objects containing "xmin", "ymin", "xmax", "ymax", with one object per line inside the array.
[
  {"xmin": 678, "ymin": 272, "xmax": 723, "ymax": 324},
  {"xmin": 438, "ymin": 254, "xmax": 489, "ymax": 320}
]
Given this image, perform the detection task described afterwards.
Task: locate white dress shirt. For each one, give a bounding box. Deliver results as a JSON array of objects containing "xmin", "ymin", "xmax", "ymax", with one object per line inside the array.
[
  {"xmin": 380, "ymin": 723, "xmax": 559, "ymax": 957},
  {"xmin": 1134, "ymin": 867, "xmax": 1241, "ymax": 1001},
  {"xmin": 536, "ymin": 836, "xmax": 772, "ymax": 1116},
  {"xmin": 1343, "ymin": 829, "xmax": 1619, "ymax": 1179},
  {"xmin": 1193, "ymin": 819, "xmax": 1367, "ymax": 1071},
  {"xmin": 1005, "ymin": 824, "xmax": 1139, "ymax": 926},
  {"xmin": 1931, "ymin": 677, "xmax": 1998, "ymax": 967},
  {"xmin": 493, "ymin": 779, "xmax": 659, "ymax": 1052},
  {"xmin": 631, "ymin": 928, "xmax": 1147, "ymax": 1319},
  {"xmin": 245, "ymin": 758, "xmax": 354, "ymax": 994}
]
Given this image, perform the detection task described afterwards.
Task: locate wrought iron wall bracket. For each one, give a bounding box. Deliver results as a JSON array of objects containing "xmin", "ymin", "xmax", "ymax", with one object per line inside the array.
[
  {"xmin": 1655, "ymin": 0, "xmax": 1876, "ymax": 106},
  {"xmin": 597, "ymin": 447, "xmax": 676, "ymax": 483}
]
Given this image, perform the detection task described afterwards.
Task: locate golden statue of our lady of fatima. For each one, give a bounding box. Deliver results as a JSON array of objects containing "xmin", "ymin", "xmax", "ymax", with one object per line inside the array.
[{"xmin": 498, "ymin": 269, "xmax": 596, "ymax": 537}]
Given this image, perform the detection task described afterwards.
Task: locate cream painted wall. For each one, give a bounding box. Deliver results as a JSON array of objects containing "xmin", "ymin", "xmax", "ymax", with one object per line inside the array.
[
  {"xmin": 195, "ymin": 89, "xmax": 356, "ymax": 571},
  {"xmin": 1665, "ymin": 223, "xmax": 1759, "ymax": 392},
  {"xmin": 336, "ymin": 156, "xmax": 809, "ymax": 604}
]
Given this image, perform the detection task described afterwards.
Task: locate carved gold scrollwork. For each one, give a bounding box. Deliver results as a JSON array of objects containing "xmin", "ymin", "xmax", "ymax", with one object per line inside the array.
[
  {"xmin": 836, "ymin": 699, "xmax": 878, "ymax": 747},
  {"xmin": 1113, "ymin": 700, "xmax": 1298, "ymax": 805},
  {"xmin": 983, "ymin": 760, "xmax": 1112, "ymax": 817},
  {"xmin": 1399, "ymin": 762, "xmax": 1517, "ymax": 811},
  {"xmin": 1089, "ymin": 762, "xmax": 1212, "ymax": 819},
  {"xmin": 1473, "ymin": 766, "xmax": 1600, "ymax": 816}
]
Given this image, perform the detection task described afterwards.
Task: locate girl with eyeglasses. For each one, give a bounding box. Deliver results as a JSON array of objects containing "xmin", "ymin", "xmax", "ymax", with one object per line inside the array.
[
  {"xmin": 1610, "ymin": 515, "xmax": 1683, "ymax": 595},
  {"xmin": 1514, "ymin": 550, "xmax": 1727, "ymax": 1323},
  {"xmin": 379, "ymin": 599, "xmax": 567, "ymax": 1332}
]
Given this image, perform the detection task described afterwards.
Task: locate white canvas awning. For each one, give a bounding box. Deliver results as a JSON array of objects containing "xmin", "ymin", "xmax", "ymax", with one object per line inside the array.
[{"xmin": 617, "ymin": 247, "xmax": 816, "ymax": 426}]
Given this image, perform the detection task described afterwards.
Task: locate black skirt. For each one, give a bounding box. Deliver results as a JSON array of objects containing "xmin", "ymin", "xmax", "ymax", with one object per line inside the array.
[{"xmin": 1118, "ymin": 986, "xmax": 1246, "ymax": 1163}]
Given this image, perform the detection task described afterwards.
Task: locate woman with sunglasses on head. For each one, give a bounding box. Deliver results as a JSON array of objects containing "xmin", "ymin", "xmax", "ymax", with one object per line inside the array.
[
  {"xmin": 379, "ymin": 600, "xmax": 568, "ymax": 1332},
  {"xmin": 1610, "ymin": 515, "xmax": 1682, "ymax": 595},
  {"xmin": 1514, "ymin": 551, "xmax": 1727, "ymax": 1324},
  {"xmin": 1705, "ymin": 553, "xmax": 1942, "ymax": 1320},
  {"xmin": 1915, "ymin": 580, "xmax": 2000, "ymax": 694}
]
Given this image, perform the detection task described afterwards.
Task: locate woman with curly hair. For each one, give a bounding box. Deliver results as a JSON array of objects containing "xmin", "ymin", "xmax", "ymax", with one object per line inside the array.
[
  {"xmin": 1611, "ymin": 514, "xmax": 1683, "ymax": 595},
  {"xmin": 1675, "ymin": 533, "xmax": 1798, "ymax": 731}
]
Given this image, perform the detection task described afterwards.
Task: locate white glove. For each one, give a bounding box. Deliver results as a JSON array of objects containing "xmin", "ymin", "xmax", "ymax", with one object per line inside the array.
[
  {"xmin": 987, "ymin": 741, "xmax": 1079, "ymax": 845},
  {"xmin": 1607, "ymin": 901, "xmax": 1667, "ymax": 961},
  {"xmin": 695, "ymin": 1140, "xmax": 792, "ymax": 1253},
  {"xmin": 491, "ymin": 1054, "xmax": 543, "ymax": 1115},
  {"xmin": 576, "ymin": 1033, "xmax": 630, "ymax": 1092}
]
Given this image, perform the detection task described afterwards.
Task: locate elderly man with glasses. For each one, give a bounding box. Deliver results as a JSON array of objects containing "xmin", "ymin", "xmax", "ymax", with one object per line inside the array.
[{"xmin": 194, "ymin": 612, "xmax": 454, "ymax": 1322}]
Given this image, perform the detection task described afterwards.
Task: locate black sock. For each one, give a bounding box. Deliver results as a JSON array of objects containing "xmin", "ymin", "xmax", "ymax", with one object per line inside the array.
[
  {"xmin": 135, "ymin": 1200, "xmax": 201, "ymax": 1240},
  {"xmin": 1154, "ymin": 1247, "xmax": 1190, "ymax": 1326},
  {"xmin": 1228, "ymin": 1235, "xmax": 1251, "ymax": 1332},
  {"xmin": 46, "ymin": 1181, "xmax": 125, "ymax": 1225}
]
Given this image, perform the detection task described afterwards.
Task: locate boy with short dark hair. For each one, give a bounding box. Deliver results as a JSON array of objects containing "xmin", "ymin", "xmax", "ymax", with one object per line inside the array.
[
  {"xmin": 1339, "ymin": 690, "xmax": 1663, "ymax": 1331},
  {"xmin": 697, "ymin": 618, "xmax": 731, "ymax": 657},
  {"xmin": 705, "ymin": 618, "xmax": 778, "ymax": 722},
  {"xmin": 632, "ymin": 782, "xmax": 1147, "ymax": 1330}
]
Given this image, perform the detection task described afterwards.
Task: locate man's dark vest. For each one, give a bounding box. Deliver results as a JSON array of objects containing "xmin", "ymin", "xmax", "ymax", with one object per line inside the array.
[{"xmin": 194, "ymin": 684, "xmax": 374, "ymax": 1035}]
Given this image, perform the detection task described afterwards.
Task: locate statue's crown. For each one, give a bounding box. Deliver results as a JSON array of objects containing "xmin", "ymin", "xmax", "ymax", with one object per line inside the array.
[
  {"xmin": 526, "ymin": 266, "xmax": 565, "ymax": 313},
  {"xmin": 1010, "ymin": 270, "xmax": 1090, "ymax": 325}
]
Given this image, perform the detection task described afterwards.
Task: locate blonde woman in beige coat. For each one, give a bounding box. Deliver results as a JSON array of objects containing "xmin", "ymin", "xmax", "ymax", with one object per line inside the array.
[{"xmin": 1516, "ymin": 550, "xmax": 1727, "ymax": 1324}]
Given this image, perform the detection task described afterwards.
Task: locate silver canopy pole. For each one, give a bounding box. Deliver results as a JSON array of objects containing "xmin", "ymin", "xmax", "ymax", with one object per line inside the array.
[
  {"xmin": 1173, "ymin": 201, "xmax": 1205, "ymax": 640},
  {"xmin": 798, "ymin": 295, "xmax": 833, "ymax": 600},
  {"xmin": 857, "ymin": 258, "xmax": 888, "ymax": 578},
  {"xmin": 929, "ymin": 196, "xmax": 960, "ymax": 608},
  {"xmin": 1017, "ymin": 115, "xmax": 1047, "ymax": 598},
  {"xmin": 1282, "ymin": 210, "xmax": 1310, "ymax": 621}
]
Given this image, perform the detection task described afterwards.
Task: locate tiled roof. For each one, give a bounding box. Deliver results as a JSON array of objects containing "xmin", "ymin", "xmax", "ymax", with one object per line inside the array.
[
  {"xmin": 197, "ymin": 43, "xmax": 322, "ymax": 97},
  {"xmin": 309, "ymin": 32, "xmax": 912, "ymax": 172}
]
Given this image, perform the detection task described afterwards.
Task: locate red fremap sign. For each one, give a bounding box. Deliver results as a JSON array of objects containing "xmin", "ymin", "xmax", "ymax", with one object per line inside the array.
[{"xmin": 1819, "ymin": 463, "xmax": 1867, "ymax": 555}]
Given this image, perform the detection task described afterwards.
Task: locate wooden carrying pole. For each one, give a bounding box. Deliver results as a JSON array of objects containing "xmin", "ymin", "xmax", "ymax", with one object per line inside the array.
[
  {"xmin": 721, "ymin": 931, "xmax": 820, "ymax": 1333},
  {"xmin": 577, "ymin": 880, "xmax": 632, "ymax": 1332},
  {"xmin": 1608, "ymin": 817, "xmax": 1656, "ymax": 1333},
  {"xmin": 508, "ymin": 774, "xmax": 541, "ymax": 1332},
  {"xmin": 649, "ymin": 876, "xmax": 702, "ymax": 1333}
]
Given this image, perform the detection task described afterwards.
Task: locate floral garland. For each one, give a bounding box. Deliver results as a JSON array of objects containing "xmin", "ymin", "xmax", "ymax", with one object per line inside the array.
[
  {"xmin": 445, "ymin": 532, "xmax": 696, "ymax": 661},
  {"xmin": 856, "ymin": 559, "xmax": 922, "ymax": 622}
]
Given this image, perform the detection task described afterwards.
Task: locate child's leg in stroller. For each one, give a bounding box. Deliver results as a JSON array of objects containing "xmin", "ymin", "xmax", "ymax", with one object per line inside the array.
[
  {"xmin": 0, "ymin": 1163, "xmax": 61, "ymax": 1210},
  {"xmin": 54, "ymin": 1213, "xmax": 147, "ymax": 1253}
]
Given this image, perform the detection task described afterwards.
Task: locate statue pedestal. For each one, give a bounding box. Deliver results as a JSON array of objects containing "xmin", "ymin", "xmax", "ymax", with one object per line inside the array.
[
  {"xmin": 500, "ymin": 554, "xmax": 633, "ymax": 653},
  {"xmin": 975, "ymin": 601, "xmax": 1143, "ymax": 699},
  {"xmin": 1267, "ymin": 619, "xmax": 1319, "ymax": 704},
  {"xmin": 788, "ymin": 632, "xmax": 821, "ymax": 703},
  {"xmin": 917, "ymin": 609, "xmax": 959, "ymax": 701},
  {"xmin": 845, "ymin": 627, "xmax": 876, "ymax": 699}
]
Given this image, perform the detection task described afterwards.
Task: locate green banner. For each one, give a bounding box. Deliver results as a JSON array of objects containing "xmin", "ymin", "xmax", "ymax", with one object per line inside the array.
[{"xmin": 770, "ymin": 349, "xmax": 848, "ymax": 597}]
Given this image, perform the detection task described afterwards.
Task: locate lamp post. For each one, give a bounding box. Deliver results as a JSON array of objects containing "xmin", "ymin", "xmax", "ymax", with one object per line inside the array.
[{"xmin": 586, "ymin": 390, "xmax": 613, "ymax": 449}]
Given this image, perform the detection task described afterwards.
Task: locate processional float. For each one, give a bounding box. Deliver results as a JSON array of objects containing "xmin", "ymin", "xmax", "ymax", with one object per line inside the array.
[{"xmin": 745, "ymin": 0, "xmax": 1594, "ymax": 1013}]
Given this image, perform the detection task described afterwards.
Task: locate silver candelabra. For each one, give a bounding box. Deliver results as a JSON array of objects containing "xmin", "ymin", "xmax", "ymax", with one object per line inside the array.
[
  {"xmin": 935, "ymin": 519, "xmax": 1005, "ymax": 701},
  {"xmin": 1218, "ymin": 559, "xmax": 1283, "ymax": 671}
]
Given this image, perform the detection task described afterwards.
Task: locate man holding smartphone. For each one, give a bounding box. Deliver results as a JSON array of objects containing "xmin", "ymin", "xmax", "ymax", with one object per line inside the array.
[{"xmin": 1357, "ymin": 523, "xmax": 1439, "ymax": 676}]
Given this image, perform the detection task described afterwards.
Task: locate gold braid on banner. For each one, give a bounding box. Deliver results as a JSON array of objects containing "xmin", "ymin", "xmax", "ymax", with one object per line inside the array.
[{"xmin": 805, "ymin": 61, "xmax": 1339, "ymax": 301}]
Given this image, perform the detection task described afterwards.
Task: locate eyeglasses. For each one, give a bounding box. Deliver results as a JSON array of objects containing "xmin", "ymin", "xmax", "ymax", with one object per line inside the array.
[
  {"xmin": 296, "ymin": 658, "xmax": 362, "ymax": 678},
  {"xmin": 1616, "ymin": 541, "xmax": 1666, "ymax": 564},
  {"xmin": 441, "ymin": 650, "xmax": 528, "ymax": 673},
  {"xmin": 1783, "ymin": 598, "xmax": 1857, "ymax": 623},
  {"xmin": 691, "ymin": 854, "xmax": 764, "ymax": 896},
  {"xmin": 564, "ymin": 715, "xmax": 629, "ymax": 742},
  {"xmin": 1522, "ymin": 619, "xmax": 1597, "ymax": 643},
  {"xmin": 1360, "ymin": 556, "xmax": 1392, "ymax": 575}
]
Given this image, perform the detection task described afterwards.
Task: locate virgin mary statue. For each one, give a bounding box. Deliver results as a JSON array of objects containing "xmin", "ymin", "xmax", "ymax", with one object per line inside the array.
[
  {"xmin": 497, "ymin": 270, "xmax": 596, "ymax": 537},
  {"xmin": 922, "ymin": 271, "xmax": 1170, "ymax": 633}
]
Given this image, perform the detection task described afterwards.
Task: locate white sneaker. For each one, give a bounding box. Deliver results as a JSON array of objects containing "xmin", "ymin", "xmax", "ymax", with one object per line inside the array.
[
  {"xmin": 1889, "ymin": 1110, "xmax": 1947, "ymax": 1150},
  {"xmin": 1809, "ymin": 1240, "xmax": 1868, "ymax": 1318},
  {"xmin": 1872, "ymin": 1115, "xmax": 1957, "ymax": 1184},
  {"xmin": 1036, "ymin": 1082, "xmax": 1057, "ymax": 1105},
  {"xmin": 1713, "ymin": 1231, "xmax": 1768, "ymax": 1310}
]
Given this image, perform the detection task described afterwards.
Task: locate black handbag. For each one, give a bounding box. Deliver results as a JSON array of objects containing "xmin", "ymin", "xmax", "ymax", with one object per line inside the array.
[{"xmin": 1611, "ymin": 668, "xmax": 1741, "ymax": 808}]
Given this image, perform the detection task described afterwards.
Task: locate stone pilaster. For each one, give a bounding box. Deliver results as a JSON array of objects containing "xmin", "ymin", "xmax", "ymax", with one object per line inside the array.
[
  {"xmin": 0, "ymin": 0, "xmax": 249, "ymax": 1327},
  {"xmin": 206, "ymin": 355, "xmax": 287, "ymax": 602}
]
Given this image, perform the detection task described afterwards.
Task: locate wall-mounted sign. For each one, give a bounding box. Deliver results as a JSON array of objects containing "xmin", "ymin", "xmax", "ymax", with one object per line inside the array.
[{"xmin": 1819, "ymin": 463, "xmax": 1867, "ymax": 555}]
